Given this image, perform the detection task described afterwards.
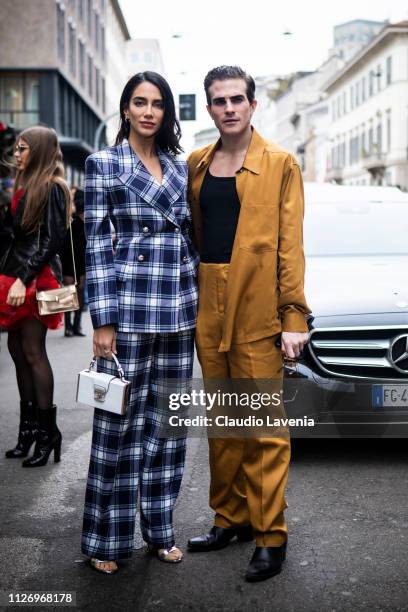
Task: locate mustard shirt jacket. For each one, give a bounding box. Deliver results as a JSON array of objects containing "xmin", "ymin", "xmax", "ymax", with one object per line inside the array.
[{"xmin": 188, "ymin": 127, "xmax": 312, "ymax": 353}]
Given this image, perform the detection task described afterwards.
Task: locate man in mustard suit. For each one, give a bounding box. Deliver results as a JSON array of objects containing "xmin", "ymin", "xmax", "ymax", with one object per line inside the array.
[{"xmin": 187, "ymin": 66, "xmax": 311, "ymax": 581}]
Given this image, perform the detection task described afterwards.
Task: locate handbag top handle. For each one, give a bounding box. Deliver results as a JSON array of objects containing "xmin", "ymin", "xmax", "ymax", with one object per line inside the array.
[{"xmin": 68, "ymin": 220, "xmax": 77, "ymax": 286}]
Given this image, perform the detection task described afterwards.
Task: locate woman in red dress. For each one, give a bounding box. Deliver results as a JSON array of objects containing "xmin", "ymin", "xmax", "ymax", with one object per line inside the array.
[{"xmin": 0, "ymin": 126, "xmax": 70, "ymax": 467}]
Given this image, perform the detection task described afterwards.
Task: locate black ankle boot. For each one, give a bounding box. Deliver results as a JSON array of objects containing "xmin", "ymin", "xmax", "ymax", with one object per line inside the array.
[
  {"xmin": 22, "ymin": 405, "xmax": 61, "ymax": 468},
  {"xmin": 73, "ymin": 310, "xmax": 86, "ymax": 337},
  {"xmin": 245, "ymin": 543, "xmax": 287, "ymax": 582},
  {"xmin": 5, "ymin": 401, "xmax": 38, "ymax": 459},
  {"xmin": 64, "ymin": 312, "xmax": 74, "ymax": 337}
]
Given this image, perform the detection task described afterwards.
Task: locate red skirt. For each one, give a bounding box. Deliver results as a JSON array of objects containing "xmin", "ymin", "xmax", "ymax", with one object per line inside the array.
[{"xmin": 0, "ymin": 265, "xmax": 63, "ymax": 330}]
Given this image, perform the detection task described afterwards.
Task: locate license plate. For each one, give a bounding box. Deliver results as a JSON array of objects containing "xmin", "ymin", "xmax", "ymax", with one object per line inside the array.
[{"xmin": 372, "ymin": 385, "xmax": 408, "ymax": 408}]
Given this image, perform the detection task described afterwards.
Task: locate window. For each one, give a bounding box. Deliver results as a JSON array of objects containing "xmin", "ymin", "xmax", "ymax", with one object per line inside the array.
[
  {"xmin": 387, "ymin": 111, "xmax": 391, "ymax": 152},
  {"xmin": 0, "ymin": 72, "xmax": 40, "ymax": 129},
  {"xmin": 95, "ymin": 12, "xmax": 99, "ymax": 50},
  {"xmin": 361, "ymin": 124, "xmax": 366, "ymax": 156},
  {"xmin": 101, "ymin": 76, "xmax": 105, "ymax": 113},
  {"xmin": 369, "ymin": 70, "xmax": 374, "ymax": 96},
  {"xmin": 95, "ymin": 66, "xmax": 100, "ymax": 106},
  {"xmin": 331, "ymin": 145, "xmax": 336, "ymax": 169},
  {"xmin": 343, "ymin": 91, "xmax": 347, "ymax": 114},
  {"xmin": 376, "ymin": 122, "xmax": 382, "ymax": 154},
  {"xmin": 376, "ymin": 64, "xmax": 382, "ymax": 91},
  {"xmin": 355, "ymin": 81, "xmax": 360, "ymax": 106},
  {"xmin": 361, "ymin": 76, "xmax": 366, "ymax": 102},
  {"xmin": 332, "ymin": 100, "xmax": 336, "ymax": 121},
  {"xmin": 87, "ymin": 0, "xmax": 92, "ymax": 37},
  {"xmin": 101, "ymin": 25, "xmax": 105, "ymax": 61},
  {"xmin": 57, "ymin": 5, "xmax": 65, "ymax": 62},
  {"xmin": 79, "ymin": 40, "xmax": 85, "ymax": 87},
  {"xmin": 69, "ymin": 23, "xmax": 76, "ymax": 76},
  {"xmin": 88, "ymin": 55, "xmax": 93, "ymax": 97},
  {"xmin": 337, "ymin": 96, "xmax": 341, "ymax": 118},
  {"xmin": 350, "ymin": 85, "xmax": 354, "ymax": 110},
  {"xmin": 368, "ymin": 124, "xmax": 373, "ymax": 153},
  {"xmin": 78, "ymin": 0, "xmax": 84, "ymax": 20},
  {"xmin": 386, "ymin": 56, "xmax": 392, "ymax": 85}
]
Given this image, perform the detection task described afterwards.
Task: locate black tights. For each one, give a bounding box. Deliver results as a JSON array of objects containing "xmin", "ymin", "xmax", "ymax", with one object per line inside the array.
[{"xmin": 7, "ymin": 318, "xmax": 54, "ymax": 411}]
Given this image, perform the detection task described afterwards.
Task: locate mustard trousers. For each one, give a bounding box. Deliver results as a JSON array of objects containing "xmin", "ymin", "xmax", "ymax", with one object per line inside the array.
[{"xmin": 196, "ymin": 263, "xmax": 290, "ymax": 547}]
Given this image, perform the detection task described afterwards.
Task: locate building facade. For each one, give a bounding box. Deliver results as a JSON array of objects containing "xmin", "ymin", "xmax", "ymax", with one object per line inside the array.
[
  {"xmin": 330, "ymin": 19, "xmax": 385, "ymax": 62},
  {"xmin": 325, "ymin": 21, "xmax": 408, "ymax": 190},
  {"xmin": 104, "ymin": 0, "xmax": 131, "ymax": 146},
  {"xmin": 127, "ymin": 39, "xmax": 165, "ymax": 76},
  {"xmin": 0, "ymin": 0, "xmax": 129, "ymax": 184}
]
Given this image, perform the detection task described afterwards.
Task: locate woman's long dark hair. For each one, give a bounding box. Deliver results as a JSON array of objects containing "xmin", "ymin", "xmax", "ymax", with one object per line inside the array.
[
  {"xmin": 14, "ymin": 126, "xmax": 70, "ymax": 232},
  {"xmin": 115, "ymin": 71, "xmax": 183, "ymax": 155}
]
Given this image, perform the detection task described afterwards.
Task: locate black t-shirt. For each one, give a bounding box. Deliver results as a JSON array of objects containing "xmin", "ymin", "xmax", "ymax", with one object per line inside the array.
[{"xmin": 199, "ymin": 170, "xmax": 241, "ymax": 263}]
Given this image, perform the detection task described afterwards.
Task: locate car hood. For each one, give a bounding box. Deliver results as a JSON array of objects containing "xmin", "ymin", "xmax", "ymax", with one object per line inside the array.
[{"xmin": 305, "ymin": 254, "xmax": 408, "ymax": 317}]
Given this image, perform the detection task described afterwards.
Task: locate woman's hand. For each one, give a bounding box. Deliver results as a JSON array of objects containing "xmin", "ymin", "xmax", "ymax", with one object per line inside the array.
[
  {"xmin": 6, "ymin": 278, "xmax": 26, "ymax": 307},
  {"xmin": 93, "ymin": 325, "xmax": 117, "ymax": 359}
]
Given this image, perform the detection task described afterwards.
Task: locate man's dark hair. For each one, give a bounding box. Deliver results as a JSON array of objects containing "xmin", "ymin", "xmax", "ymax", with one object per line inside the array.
[{"xmin": 204, "ymin": 66, "xmax": 256, "ymax": 105}]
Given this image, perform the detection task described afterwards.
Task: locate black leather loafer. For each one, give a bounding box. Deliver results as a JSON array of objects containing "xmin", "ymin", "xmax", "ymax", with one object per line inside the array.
[
  {"xmin": 245, "ymin": 543, "xmax": 287, "ymax": 582},
  {"xmin": 188, "ymin": 524, "xmax": 253, "ymax": 552}
]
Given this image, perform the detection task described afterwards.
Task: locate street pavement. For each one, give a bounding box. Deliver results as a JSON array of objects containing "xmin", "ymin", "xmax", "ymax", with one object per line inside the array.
[{"xmin": 1, "ymin": 314, "xmax": 408, "ymax": 611}]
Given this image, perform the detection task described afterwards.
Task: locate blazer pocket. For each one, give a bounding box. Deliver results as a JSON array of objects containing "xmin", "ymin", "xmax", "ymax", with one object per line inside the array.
[{"xmin": 238, "ymin": 205, "xmax": 278, "ymax": 252}]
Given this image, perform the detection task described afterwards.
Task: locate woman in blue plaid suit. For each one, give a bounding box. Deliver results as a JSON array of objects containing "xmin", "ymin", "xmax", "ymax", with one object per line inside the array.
[{"xmin": 81, "ymin": 72, "xmax": 198, "ymax": 573}]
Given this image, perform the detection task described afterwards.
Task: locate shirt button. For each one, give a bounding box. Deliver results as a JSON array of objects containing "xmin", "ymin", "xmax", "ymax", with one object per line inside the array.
[
  {"xmin": 175, "ymin": 227, "xmax": 180, "ymax": 233},
  {"xmin": 182, "ymin": 256, "xmax": 188, "ymax": 263},
  {"xmin": 142, "ymin": 226, "xmax": 149, "ymax": 233},
  {"xmin": 138, "ymin": 254, "xmax": 145, "ymax": 262}
]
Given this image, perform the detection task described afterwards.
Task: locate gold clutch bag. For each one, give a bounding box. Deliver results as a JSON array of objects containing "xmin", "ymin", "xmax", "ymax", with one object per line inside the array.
[
  {"xmin": 36, "ymin": 284, "xmax": 79, "ymax": 315},
  {"xmin": 36, "ymin": 219, "xmax": 79, "ymax": 315}
]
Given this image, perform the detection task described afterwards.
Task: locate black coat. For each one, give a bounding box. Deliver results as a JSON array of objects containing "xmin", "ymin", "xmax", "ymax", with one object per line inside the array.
[
  {"xmin": 60, "ymin": 215, "xmax": 86, "ymax": 278},
  {"xmin": 0, "ymin": 184, "xmax": 67, "ymax": 286}
]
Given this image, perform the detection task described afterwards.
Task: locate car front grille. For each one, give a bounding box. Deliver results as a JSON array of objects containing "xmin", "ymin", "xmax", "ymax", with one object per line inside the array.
[{"xmin": 308, "ymin": 326, "xmax": 408, "ymax": 380}]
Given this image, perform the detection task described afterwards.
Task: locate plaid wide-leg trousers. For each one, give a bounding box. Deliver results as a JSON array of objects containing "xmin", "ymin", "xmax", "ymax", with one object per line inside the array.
[{"xmin": 81, "ymin": 329, "xmax": 195, "ymax": 560}]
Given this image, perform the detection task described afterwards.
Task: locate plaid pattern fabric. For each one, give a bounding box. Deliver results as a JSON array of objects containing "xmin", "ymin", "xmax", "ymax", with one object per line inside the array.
[
  {"xmin": 84, "ymin": 140, "xmax": 199, "ymax": 332},
  {"xmin": 81, "ymin": 329, "xmax": 195, "ymax": 560}
]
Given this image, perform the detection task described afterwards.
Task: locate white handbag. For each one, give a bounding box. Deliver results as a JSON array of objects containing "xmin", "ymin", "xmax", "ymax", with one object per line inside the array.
[{"xmin": 76, "ymin": 354, "xmax": 131, "ymax": 415}]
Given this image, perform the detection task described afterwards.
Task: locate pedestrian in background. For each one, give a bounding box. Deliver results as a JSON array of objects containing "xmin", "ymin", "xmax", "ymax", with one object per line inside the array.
[
  {"xmin": 0, "ymin": 177, "xmax": 14, "ymax": 214},
  {"xmin": 0, "ymin": 126, "xmax": 70, "ymax": 467},
  {"xmin": 61, "ymin": 187, "xmax": 86, "ymax": 337},
  {"xmin": 81, "ymin": 71, "xmax": 198, "ymax": 574}
]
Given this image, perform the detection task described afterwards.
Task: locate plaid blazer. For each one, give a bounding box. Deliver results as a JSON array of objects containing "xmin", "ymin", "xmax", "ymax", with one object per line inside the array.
[{"xmin": 84, "ymin": 140, "xmax": 198, "ymax": 333}]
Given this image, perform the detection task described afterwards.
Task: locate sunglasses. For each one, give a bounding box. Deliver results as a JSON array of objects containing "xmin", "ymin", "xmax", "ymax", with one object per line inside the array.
[{"xmin": 15, "ymin": 144, "xmax": 29, "ymax": 153}]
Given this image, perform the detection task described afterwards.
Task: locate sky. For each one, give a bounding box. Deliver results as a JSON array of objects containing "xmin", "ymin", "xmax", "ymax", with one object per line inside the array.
[{"xmin": 119, "ymin": 0, "xmax": 408, "ymax": 149}]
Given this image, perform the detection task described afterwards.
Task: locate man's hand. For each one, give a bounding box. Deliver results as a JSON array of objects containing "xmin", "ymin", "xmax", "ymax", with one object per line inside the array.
[
  {"xmin": 6, "ymin": 278, "xmax": 26, "ymax": 307},
  {"xmin": 281, "ymin": 331, "xmax": 309, "ymax": 360},
  {"xmin": 93, "ymin": 325, "xmax": 117, "ymax": 358}
]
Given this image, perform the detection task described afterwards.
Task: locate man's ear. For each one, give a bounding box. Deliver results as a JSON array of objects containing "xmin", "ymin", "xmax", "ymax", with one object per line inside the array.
[
  {"xmin": 206, "ymin": 104, "xmax": 213, "ymax": 119},
  {"xmin": 250, "ymin": 99, "xmax": 258, "ymax": 116}
]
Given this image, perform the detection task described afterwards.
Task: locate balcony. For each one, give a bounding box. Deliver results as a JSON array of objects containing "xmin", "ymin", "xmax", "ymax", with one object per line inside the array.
[
  {"xmin": 326, "ymin": 166, "xmax": 343, "ymax": 182},
  {"xmin": 361, "ymin": 151, "xmax": 387, "ymax": 172}
]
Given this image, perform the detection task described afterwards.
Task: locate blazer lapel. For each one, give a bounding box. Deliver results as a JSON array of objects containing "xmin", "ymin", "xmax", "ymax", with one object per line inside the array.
[{"xmin": 117, "ymin": 141, "xmax": 179, "ymax": 226}]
